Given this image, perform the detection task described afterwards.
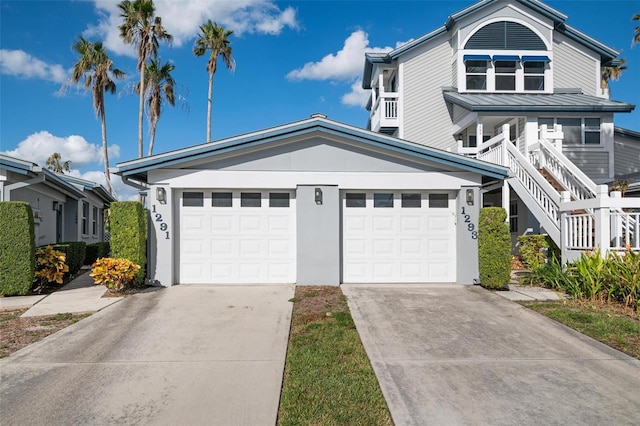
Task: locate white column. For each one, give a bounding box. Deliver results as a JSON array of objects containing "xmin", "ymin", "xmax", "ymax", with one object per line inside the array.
[
  {"xmin": 593, "ymin": 185, "xmax": 610, "ymax": 257},
  {"xmin": 476, "ymin": 117, "xmax": 484, "ymax": 146},
  {"xmin": 560, "ymin": 191, "xmax": 571, "ymax": 262},
  {"xmin": 501, "ymin": 123, "xmax": 510, "ymax": 223}
]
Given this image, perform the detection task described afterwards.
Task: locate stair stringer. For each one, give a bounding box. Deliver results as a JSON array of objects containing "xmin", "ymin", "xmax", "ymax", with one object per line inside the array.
[{"xmin": 507, "ymin": 176, "xmax": 560, "ymax": 246}]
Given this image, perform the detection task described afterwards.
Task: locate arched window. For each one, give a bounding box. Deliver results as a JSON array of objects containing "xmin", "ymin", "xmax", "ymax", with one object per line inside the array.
[{"xmin": 465, "ymin": 21, "xmax": 546, "ymax": 50}]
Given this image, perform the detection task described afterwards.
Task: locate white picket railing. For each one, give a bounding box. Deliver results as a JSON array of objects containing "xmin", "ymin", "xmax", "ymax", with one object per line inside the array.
[{"xmin": 561, "ymin": 190, "xmax": 640, "ymax": 261}]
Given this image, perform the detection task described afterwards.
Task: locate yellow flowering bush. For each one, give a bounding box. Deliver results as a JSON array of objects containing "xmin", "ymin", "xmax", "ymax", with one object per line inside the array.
[
  {"xmin": 90, "ymin": 258, "xmax": 141, "ymax": 291},
  {"xmin": 35, "ymin": 245, "xmax": 69, "ymax": 286}
]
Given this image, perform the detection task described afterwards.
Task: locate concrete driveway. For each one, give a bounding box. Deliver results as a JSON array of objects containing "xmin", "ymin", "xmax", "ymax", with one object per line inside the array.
[
  {"xmin": 1, "ymin": 285, "xmax": 294, "ymax": 426},
  {"xmin": 343, "ymin": 284, "xmax": 640, "ymax": 426}
]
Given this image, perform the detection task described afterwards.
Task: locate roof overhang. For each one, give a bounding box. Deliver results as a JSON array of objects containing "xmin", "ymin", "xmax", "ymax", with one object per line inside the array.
[
  {"xmin": 58, "ymin": 174, "xmax": 116, "ymax": 203},
  {"xmin": 115, "ymin": 115, "xmax": 509, "ymax": 182}
]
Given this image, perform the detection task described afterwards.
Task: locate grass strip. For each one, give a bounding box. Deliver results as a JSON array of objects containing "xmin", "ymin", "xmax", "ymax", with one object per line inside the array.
[
  {"xmin": 524, "ymin": 300, "xmax": 640, "ymax": 359},
  {"xmin": 278, "ymin": 286, "xmax": 392, "ymax": 426}
]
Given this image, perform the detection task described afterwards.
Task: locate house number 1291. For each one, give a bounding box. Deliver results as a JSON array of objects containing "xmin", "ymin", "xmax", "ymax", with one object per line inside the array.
[
  {"xmin": 460, "ymin": 207, "xmax": 478, "ymax": 240},
  {"xmin": 151, "ymin": 205, "xmax": 170, "ymax": 239}
]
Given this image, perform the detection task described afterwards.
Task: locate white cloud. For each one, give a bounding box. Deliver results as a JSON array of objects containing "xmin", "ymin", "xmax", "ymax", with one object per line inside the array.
[
  {"xmin": 2, "ymin": 131, "xmax": 120, "ymax": 169},
  {"xmin": 286, "ymin": 30, "xmax": 397, "ymax": 82},
  {"xmin": 286, "ymin": 31, "xmax": 409, "ymax": 108},
  {"xmin": 0, "ymin": 49, "xmax": 68, "ymax": 83},
  {"xmin": 86, "ymin": 0, "xmax": 299, "ymax": 58},
  {"xmin": 341, "ymin": 80, "xmax": 370, "ymax": 107}
]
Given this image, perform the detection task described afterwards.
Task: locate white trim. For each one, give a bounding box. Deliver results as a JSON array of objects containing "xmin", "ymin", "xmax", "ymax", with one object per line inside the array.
[{"xmin": 148, "ymin": 170, "xmax": 482, "ymax": 189}]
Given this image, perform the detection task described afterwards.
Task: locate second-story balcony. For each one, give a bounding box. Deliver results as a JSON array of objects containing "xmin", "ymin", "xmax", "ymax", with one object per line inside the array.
[{"xmin": 369, "ymin": 93, "xmax": 400, "ymax": 135}]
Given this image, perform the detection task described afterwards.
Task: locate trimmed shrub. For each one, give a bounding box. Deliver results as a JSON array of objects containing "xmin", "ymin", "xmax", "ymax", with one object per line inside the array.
[
  {"xmin": 110, "ymin": 202, "xmax": 146, "ymax": 285},
  {"xmin": 0, "ymin": 202, "xmax": 35, "ymax": 296},
  {"xmin": 478, "ymin": 207, "xmax": 511, "ymax": 290},
  {"xmin": 517, "ymin": 235, "xmax": 548, "ymax": 270},
  {"xmin": 52, "ymin": 242, "xmax": 86, "ymax": 275},
  {"xmin": 90, "ymin": 257, "xmax": 141, "ymax": 291},
  {"xmin": 84, "ymin": 242, "xmax": 110, "ymax": 265}
]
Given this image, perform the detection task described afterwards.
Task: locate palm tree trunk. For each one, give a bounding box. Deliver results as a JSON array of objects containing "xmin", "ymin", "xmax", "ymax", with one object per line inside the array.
[
  {"xmin": 100, "ymin": 106, "xmax": 113, "ymax": 195},
  {"xmin": 138, "ymin": 66, "xmax": 145, "ymax": 158},
  {"xmin": 148, "ymin": 116, "xmax": 158, "ymax": 157},
  {"xmin": 207, "ymin": 71, "xmax": 213, "ymax": 141}
]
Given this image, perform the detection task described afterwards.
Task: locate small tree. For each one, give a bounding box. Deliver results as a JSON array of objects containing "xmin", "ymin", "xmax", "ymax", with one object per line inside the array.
[{"xmin": 478, "ymin": 207, "xmax": 511, "ymax": 290}]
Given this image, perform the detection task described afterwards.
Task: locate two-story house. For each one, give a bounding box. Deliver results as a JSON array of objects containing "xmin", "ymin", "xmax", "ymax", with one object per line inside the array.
[{"xmin": 364, "ymin": 0, "xmax": 639, "ymax": 258}]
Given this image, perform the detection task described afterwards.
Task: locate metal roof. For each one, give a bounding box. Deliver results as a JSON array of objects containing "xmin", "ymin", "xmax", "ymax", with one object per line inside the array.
[
  {"xmin": 115, "ymin": 115, "xmax": 509, "ymax": 182},
  {"xmin": 443, "ymin": 91, "xmax": 636, "ymax": 113},
  {"xmin": 59, "ymin": 174, "xmax": 116, "ymax": 203}
]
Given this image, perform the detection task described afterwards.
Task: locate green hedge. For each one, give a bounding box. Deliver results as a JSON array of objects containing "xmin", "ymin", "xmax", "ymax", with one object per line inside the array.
[
  {"xmin": 84, "ymin": 242, "xmax": 110, "ymax": 265},
  {"xmin": 478, "ymin": 207, "xmax": 511, "ymax": 290},
  {"xmin": 52, "ymin": 242, "xmax": 86, "ymax": 275},
  {"xmin": 518, "ymin": 234, "xmax": 561, "ymax": 270},
  {"xmin": 0, "ymin": 202, "xmax": 35, "ymax": 296},
  {"xmin": 110, "ymin": 202, "xmax": 146, "ymax": 285}
]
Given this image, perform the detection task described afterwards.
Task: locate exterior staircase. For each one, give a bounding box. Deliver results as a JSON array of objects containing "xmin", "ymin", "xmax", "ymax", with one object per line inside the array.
[{"xmin": 457, "ymin": 124, "xmax": 640, "ymax": 261}]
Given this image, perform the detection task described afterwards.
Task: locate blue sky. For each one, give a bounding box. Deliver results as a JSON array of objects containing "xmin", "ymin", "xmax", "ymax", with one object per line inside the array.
[{"xmin": 1, "ymin": 0, "xmax": 638, "ymax": 200}]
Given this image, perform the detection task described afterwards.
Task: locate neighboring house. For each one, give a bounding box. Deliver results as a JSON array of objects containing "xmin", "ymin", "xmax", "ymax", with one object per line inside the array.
[
  {"xmin": 363, "ymin": 0, "xmax": 639, "ymax": 260},
  {"xmin": 115, "ymin": 115, "xmax": 508, "ymax": 286},
  {"xmin": 0, "ymin": 154, "xmax": 114, "ymax": 246}
]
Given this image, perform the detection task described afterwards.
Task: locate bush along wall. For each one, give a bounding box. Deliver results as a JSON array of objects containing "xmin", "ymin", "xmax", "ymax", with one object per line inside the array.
[
  {"xmin": 478, "ymin": 207, "xmax": 511, "ymax": 290},
  {"xmin": 0, "ymin": 202, "xmax": 36, "ymax": 296},
  {"xmin": 84, "ymin": 242, "xmax": 110, "ymax": 265},
  {"xmin": 110, "ymin": 202, "xmax": 146, "ymax": 285},
  {"xmin": 518, "ymin": 234, "xmax": 561, "ymax": 270},
  {"xmin": 52, "ymin": 242, "xmax": 86, "ymax": 275}
]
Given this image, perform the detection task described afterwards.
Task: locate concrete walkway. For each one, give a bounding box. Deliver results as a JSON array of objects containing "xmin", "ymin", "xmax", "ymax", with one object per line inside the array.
[
  {"xmin": 0, "ymin": 269, "xmax": 123, "ymax": 317},
  {"xmin": 343, "ymin": 284, "xmax": 640, "ymax": 426},
  {"xmin": 1, "ymin": 284, "xmax": 294, "ymax": 426}
]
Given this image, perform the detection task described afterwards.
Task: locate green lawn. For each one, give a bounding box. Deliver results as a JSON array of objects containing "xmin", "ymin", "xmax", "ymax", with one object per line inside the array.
[
  {"xmin": 524, "ymin": 300, "xmax": 640, "ymax": 359},
  {"xmin": 278, "ymin": 286, "xmax": 393, "ymax": 426}
]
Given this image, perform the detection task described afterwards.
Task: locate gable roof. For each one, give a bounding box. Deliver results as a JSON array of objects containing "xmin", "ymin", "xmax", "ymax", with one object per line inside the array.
[
  {"xmin": 443, "ymin": 91, "xmax": 636, "ymax": 113},
  {"xmin": 363, "ymin": 0, "xmax": 621, "ymax": 89},
  {"xmin": 115, "ymin": 114, "xmax": 509, "ymax": 182},
  {"xmin": 58, "ymin": 174, "xmax": 116, "ymax": 203}
]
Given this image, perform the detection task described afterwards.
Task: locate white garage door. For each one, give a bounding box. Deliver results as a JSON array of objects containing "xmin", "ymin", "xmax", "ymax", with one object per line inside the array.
[
  {"xmin": 179, "ymin": 190, "xmax": 296, "ymax": 284},
  {"xmin": 342, "ymin": 191, "xmax": 456, "ymax": 283}
]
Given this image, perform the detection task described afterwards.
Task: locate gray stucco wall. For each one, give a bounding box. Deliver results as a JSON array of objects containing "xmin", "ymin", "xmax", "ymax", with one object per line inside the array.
[
  {"xmin": 456, "ymin": 187, "xmax": 480, "ymax": 284},
  {"xmin": 296, "ymin": 185, "xmax": 340, "ymax": 285}
]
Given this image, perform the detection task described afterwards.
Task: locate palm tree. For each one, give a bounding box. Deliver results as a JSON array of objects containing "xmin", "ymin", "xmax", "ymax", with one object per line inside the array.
[
  {"xmin": 193, "ymin": 20, "xmax": 235, "ymax": 142},
  {"xmin": 138, "ymin": 57, "xmax": 175, "ymax": 156},
  {"xmin": 69, "ymin": 36, "xmax": 125, "ymax": 194},
  {"xmin": 45, "ymin": 153, "xmax": 71, "ymax": 174},
  {"xmin": 601, "ymin": 58, "xmax": 627, "ymax": 94},
  {"xmin": 633, "ymin": 14, "xmax": 640, "ymax": 46},
  {"xmin": 118, "ymin": 0, "xmax": 172, "ymax": 158}
]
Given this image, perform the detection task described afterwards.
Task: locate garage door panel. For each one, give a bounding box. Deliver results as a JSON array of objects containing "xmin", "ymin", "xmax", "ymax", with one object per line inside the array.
[
  {"xmin": 179, "ymin": 190, "xmax": 295, "ymax": 284},
  {"xmin": 343, "ymin": 191, "xmax": 455, "ymax": 283}
]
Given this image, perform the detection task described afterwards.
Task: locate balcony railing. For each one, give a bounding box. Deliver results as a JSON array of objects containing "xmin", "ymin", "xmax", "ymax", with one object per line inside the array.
[{"xmin": 370, "ymin": 94, "xmax": 399, "ymax": 133}]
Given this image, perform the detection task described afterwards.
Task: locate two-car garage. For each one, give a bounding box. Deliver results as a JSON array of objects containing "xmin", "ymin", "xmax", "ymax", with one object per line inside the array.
[
  {"xmin": 116, "ymin": 115, "xmax": 508, "ymax": 287},
  {"xmin": 178, "ymin": 188, "xmax": 456, "ymax": 284}
]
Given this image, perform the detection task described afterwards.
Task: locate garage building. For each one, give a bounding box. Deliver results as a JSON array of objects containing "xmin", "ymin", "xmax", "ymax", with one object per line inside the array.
[{"xmin": 115, "ymin": 115, "xmax": 508, "ymax": 286}]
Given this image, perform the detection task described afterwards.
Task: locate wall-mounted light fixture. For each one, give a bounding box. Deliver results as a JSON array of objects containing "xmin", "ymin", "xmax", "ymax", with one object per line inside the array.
[
  {"xmin": 466, "ymin": 189, "xmax": 474, "ymax": 206},
  {"xmin": 315, "ymin": 188, "xmax": 323, "ymax": 205},
  {"xmin": 156, "ymin": 187, "xmax": 167, "ymax": 204},
  {"xmin": 53, "ymin": 201, "xmax": 59, "ymax": 211}
]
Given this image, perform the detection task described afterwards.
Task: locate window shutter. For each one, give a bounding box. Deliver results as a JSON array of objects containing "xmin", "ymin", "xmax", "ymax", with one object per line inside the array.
[{"xmin": 465, "ymin": 21, "xmax": 546, "ymax": 50}]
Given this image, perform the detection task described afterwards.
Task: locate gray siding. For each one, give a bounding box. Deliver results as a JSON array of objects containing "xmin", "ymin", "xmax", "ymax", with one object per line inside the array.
[
  {"xmin": 403, "ymin": 41, "xmax": 455, "ymax": 150},
  {"xmin": 553, "ymin": 38, "xmax": 598, "ymax": 95},
  {"xmin": 614, "ymin": 137, "xmax": 640, "ymax": 178},
  {"xmin": 563, "ymin": 149, "xmax": 610, "ymax": 180}
]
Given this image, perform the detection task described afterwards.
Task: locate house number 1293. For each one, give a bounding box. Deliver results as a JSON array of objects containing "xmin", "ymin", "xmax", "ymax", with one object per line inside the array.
[
  {"xmin": 151, "ymin": 205, "xmax": 170, "ymax": 239},
  {"xmin": 460, "ymin": 207, "xmax": 478, "ymax": 240}
]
